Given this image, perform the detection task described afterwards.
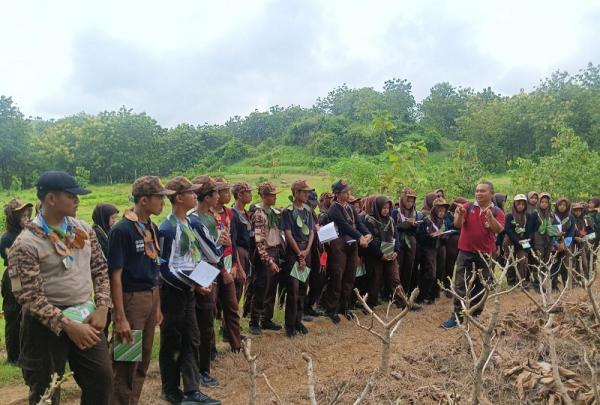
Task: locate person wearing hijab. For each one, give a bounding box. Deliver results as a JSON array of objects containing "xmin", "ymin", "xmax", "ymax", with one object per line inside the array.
[
  {"xmin": 526, "ymin": 192, "xmax": 539, "ymax": 214},
  {"xmin": 392, "ymin": 187, "xmax": 422, "ymax": 297},
  {"xmin": 417, "ymin": 197, "xmax": 450, "ymax": 305},
  {"xmin": 92, "ymin": 204, "xmax": 119, "ymax": 258},
  {"xmin": 503, "ymin": 194, "xmax": 532, "ymax": 286},
  {"xmin": 492, "ymin": 193, "xmax": 508, "ymax": 259},
  {"xmin": 421, "ymin": 191, "xmax": 438, "ymax": 217},
  {"xmin": 587, "ymin": 197, "xmax": 600, "ymax": 249},
  {"xmin": 527, "ymin": 193, "xmax": 553, "ymax": 288},
  {"xmin": 550, "ymin": 198, "xmax": 576, "ymax": 289},
  {"xmin": 443, "ymin": 197, "xmax": 468, "ymax": 293},
  {"xmin": 1, "ymin": 199, "xmax": 33, "ymax": 364},
  {"xmin": 572, "ymin": 202, "xmax": 594, "ymax": 281},
  {"xmin": 364, "ymin": 196, "xmax": 400, "ymax": 308}
]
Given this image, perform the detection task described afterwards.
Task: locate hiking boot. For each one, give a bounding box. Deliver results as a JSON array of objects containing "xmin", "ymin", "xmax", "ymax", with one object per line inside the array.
[
  {"xmin": 440, "ymin": 314, "xmax": 459, "ymax": 330},
  {"xmin": 200, "ymin": 371, "xmax": 219, "ymax": 388},
  {"xmin": 295, "ymin": 322, "xmax": 308, "ymax": 335},
  {"xmin": 249, "ymin": 322, "xmax": 262, "ymax": 336},
  {"xmin": 181, "ymin": 391, "xmax": 221, "ymax": 405},
  {"xmin": 261, "ymin": 320, "xmax": 282, "ymax": 331},
  {"xmin": 285, "ymin": 326, "xmax": 297, "ymax": 338},
  {"xmin": 327, "ymin": 311, "xmax": 341, "ymax": 324},
  {"xmin": 161, "ymin": 390, "xmax": 184, "ymax": 404}
]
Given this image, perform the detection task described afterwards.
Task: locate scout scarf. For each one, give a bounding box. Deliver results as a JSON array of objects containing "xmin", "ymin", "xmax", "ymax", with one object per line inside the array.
[
  {"xmin": 333, "ymin": 201, "xmax": 356, "ymax": 226},
  {"xmin": 124, "ymin": 210, "xmax": 159, "ymax": 260},
  {"xmin": 168, "ymin": 213, "xmax": 201, "ymax": 262},
  {"xmin": 366, "ymin": 196, "xmax": 394, "ymax": 242},
  {"xmin": 38, "ymin": 213, "xmax": 88, "ymax": 258},
  {"xmin": 256, "ymin": 203, "xmax": 280, "ymax": 229},
  {"xmin": 196, "ymin": 211, "xmax": 219, "ymax": 240},
  {"xmin": 511, "ymin": 201, "xmax": 527, "ymax": 236}
]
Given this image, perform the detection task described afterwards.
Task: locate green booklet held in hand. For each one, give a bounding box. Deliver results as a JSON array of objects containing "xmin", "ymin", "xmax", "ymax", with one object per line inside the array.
[
  {"xmin": 380, "ymin": 240, "xmax": 395, "ymax": 256},
  {"xmin": 290, "ymin": 262, "xmax": 311, "ymax": 283},
  {"xmin": 62, "ymin": 301, "xmax": 96, "ymax": 323},
  {"xmin": 114, "ymin": 330, "xmax": 143, "ymax": 362}
]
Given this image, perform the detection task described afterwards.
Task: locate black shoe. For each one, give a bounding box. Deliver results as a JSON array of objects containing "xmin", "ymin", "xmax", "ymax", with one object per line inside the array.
[
  {"xmin": 305, "ymin": 306, "xmax": 322, "ymax": 317},
  {"xmin": 285, "ymin": 326, "xmax": 296, "ymax": 338},
  {"xmin": 181, "ymin": 391, "xmax": 221, "ymax": 405},
  {"xmin": 327, "ymin": 311, "xmax": 341, "ymax": 324},
  {"xmin": 295, "ymin": 322, "xmax": 308, "ymax": 335},
  {"xmin": 209, "ymin": 347, "xmax": 218, "ymax": 362},
  {"xmin": 425, "ymin": 299, "xmax": 435, "ymax": 305},
  {"xmin": 249, "ymin": 322, "xmax": 262, "ymax": 335},
  {"xmin": 302, "ymin": 314, "xmax": 314, "ymax": 322},
  {"xmin": 344, "ymin": 309, "xmax": 355, "ymax": 320},
  {"xmin": 200, "ymin": 371, "xmax": 219, "ymax": 388},
  {"xmin": 313, "ymin": 305, "xmax": 327, "ymax": 316},
  {"xmin": 261, "ymin": 320, "xmax": 282, "ymax": 331},
  {"xmin": 162, "ymin": 390, "xmax": 184, "ymax": 404}
]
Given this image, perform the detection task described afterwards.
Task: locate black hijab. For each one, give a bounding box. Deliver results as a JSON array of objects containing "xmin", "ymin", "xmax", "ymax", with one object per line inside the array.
[
  {"xmin": 92, "ymin": 204, "xmax": 119, "ymax": 236},
  {"xmin": 368, "ymin": 196, "xmax": 394, "ymax": 242}
]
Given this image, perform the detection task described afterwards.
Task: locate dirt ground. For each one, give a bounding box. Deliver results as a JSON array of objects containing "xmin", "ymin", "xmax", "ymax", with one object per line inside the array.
[{"xmin": 8, "ymin": 286, "xmax": 593, "ymax": 405}]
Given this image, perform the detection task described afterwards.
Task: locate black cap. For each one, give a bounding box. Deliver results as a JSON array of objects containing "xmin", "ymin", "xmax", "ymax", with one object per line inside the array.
[{"xmin": 36, "ymin": 171, "xmax": 91, "ymax": 198}]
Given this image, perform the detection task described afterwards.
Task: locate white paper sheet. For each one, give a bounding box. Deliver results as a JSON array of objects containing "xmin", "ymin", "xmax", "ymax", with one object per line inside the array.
[
  {"xmin": 317, "ymin": 222, "xmax": 339, "ymax": 243},
  {"xmin": 182, "ymin": 261, "xmax": 220, "ymax": 287}
]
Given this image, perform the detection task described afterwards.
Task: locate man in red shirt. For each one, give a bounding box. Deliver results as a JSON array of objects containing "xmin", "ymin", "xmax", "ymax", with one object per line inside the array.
[{"xmin": 441, "ymin": 181, "xmax": 505, "ymax": 329}]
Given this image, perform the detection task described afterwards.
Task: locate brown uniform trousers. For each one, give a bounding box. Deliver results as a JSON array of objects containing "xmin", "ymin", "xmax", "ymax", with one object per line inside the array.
[
  {"xmin": 364, "ymin": 255, "xmax": 401, "ymax": 308},
  {"xmin": 453, "ymin": 251, "xmax": 492, "ymax": 317},
  {"xmin": 321, "ymin": 236, "xmax": 358, "ymax": 313},
  {"xmin": 284, "ymin": 242, "xmax": 308, "ymax": 327},
  {"xmin": 502, "ymin": 237, "xmax": 529, "ymax": 286},
  {"xmin": 305, "ymin": 243, "xmax": 325, "ymax": 309},
  {"xmin": 444, "ymin": 234, "xmax": 460, "ymax": 290},
  {"xmin": 214, "ymin": 272, "xmax": 242, "ymax": 350},
  {"xmin": 420, "ymin": 245, "xmax": 445, "ymax": 302},
  {"xmin": 195, "ymin": 289, "xmax": 215, "ymax": 373},
  {"xmin": 113, "ymin": 288, "xmax": 159, "ymax": 405},
  {"xmin": 20, "ymin": 313, "xmax": 113, "ymax": 405},
  {"xmin": 397, "ymin": 235, "xmax": 417, "ymax": 295},
  {"xmin": 250, "ymin": 246, "xmax": 282, "ymax": 325}
]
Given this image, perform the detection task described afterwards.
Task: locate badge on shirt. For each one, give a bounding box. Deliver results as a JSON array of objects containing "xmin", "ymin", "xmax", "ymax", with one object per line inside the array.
[{"xmin": 135, "ymin": 239, "xmax": 145, "ymax": 253}]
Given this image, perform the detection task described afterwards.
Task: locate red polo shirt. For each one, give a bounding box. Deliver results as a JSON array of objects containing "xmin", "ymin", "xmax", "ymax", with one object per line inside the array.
[{"xmin": 458, "ymin": 202, "xmax": 505, "ymax": 254}]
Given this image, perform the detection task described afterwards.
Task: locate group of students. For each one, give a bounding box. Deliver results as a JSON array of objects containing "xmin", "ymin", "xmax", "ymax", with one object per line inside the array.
[{"xmin": 2, "ymin": 171, "xmax": 599, "ymax": 405}]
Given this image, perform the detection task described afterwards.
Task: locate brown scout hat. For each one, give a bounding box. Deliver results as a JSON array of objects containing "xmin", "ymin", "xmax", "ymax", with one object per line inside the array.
[
  {"xmin": 213, "ymin": 176, "xmax": 230, "ymax": 191},
  {"xmin": 4, "ymin": 198, "xmax": 33, "ymax": 214},
  {"xmin": 571, "ymin": 202, "xmax": 584, "ymax": 210},
  {"xmin": 165, "ymin": 176, "xmax": 202, "ymax": 195},
  {"xmin": 402, "ymin": 187, "xmax": 417, "ymax": 198},
  {"xmin": 331, "ymin": 179, "xmax": 352, "ymax": 194},
  {"xmin": 231, "ymin": 181, "xmax": 253, "ymax": 198},
  {"xmin": 291, "ymin": 180, "xmax": 314, "ymax": 194},
  {"xmin": 258, "ymin": 182, "xmax": 281, "ymax": 196},
  {"xmin": 191, "ymin": 175, "xmax": 217, "ymax": 197},
  {"xmin": 432, "ymin": 197, "xmax": 450, "ymax": 208},
  {"xmin": 319, "ymin": 192, "xmax": 334, "ymax": 202},
  {"xmin": 132, "ymin": 176, "xmax": 175, "ymax": 197}
]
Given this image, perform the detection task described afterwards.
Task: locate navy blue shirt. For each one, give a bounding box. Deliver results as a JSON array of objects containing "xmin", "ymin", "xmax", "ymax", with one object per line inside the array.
[{"xmin": 108, "ymin": 219, "xmax": 159, "ymax": 292}]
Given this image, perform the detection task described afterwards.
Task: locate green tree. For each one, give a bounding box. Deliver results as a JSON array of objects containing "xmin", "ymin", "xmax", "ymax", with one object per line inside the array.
[{"xmin": 0, "ymin": 96, "xmax": 31, "ymax": 188}]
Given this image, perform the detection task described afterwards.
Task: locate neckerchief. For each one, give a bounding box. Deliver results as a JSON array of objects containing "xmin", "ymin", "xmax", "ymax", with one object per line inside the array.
[
  {"xmin": 168, "ymin": 213, "xmax": 202, "ymax": 262},
  {"xmin": 37, "ymin": 213, "xmax": 88, "ymax": 259}
]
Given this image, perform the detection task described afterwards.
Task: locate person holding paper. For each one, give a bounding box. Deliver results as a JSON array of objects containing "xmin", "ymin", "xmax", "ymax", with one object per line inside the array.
[
  {"xmin": 391, "ymin": 187, "xmax": 422, "ymax": 298},
  {"xmin": 9, "ymin": 171, "xmax": 113, "ymax": 404},
  {"xmin": 248, "ymin": 182, "xmax": 284, "ymax": 335},
  {"xmin": 321, "ymin": 180, "xmax": 371, "ymax": 323},
  {"xmin": 108, "ymin": 176, "xmax": 173, "ymax": 405},
  {"xmin": 158, "ymin": 176, "xmax": 220, "ymax": 405},
  {"xmin": 364, "ymin": 196, "xmax": 401, "ymax": 309},
  {"xmin": 441, "ymin": 181, "xmax": 505, "ymax": 330},
  {"xmin": 281, "ymin": 180, "xmax": 316, "ymax": 337},
  {"xmin": 417, "ymin": 197, "xmax": 450, "ymax": 305},
  {"xmin": 550, "ymin": 198, "xmax": 576, "ymax": 290},
  {"xmin": 502, "ymin": 194, "xmax": 532, "ymax": 287}
]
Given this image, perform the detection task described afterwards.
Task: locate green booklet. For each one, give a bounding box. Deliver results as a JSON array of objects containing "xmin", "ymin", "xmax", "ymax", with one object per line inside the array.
[
  {"xmin": 290, "ymin": 262, "xmax": 311, "ymax": 283},
  {"xmin": 62, "ymin": 301, "xmax": 96, "ymax": 323},
  {"xmin": 114, "ymin": 330, "xmax": 143, "ymax": 362},
  {"xmin": 356, "ymin": 262, "xmax": 366, "ymax": 277},
  {"xmin": 583, "ymin": 232, "xmax": 596, "ymax": 241},
  {"xmin": 380, "ymin": 240, "xmax": 395, "ymax": 256}
]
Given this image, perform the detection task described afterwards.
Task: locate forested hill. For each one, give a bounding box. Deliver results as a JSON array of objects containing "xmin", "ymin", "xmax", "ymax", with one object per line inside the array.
[{"xmin": 1, "ymin": 63, "xmax": 599, "ymax": 190}]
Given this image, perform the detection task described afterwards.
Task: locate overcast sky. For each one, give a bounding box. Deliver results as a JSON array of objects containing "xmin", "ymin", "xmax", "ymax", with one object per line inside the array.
[{"xmin": 1, "ymin": 0, "xmax": 599, "ymax": 127}]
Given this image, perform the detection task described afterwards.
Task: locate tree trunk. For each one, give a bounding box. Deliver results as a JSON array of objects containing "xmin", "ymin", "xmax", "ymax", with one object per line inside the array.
[{"xmin": 380, "ymin": 328, "xmax": 391, "ymax": 374}]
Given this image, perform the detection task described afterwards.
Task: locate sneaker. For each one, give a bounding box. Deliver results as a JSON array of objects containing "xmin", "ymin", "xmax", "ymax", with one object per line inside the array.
[
  {"xmin": 161, "ymin": 390, "xmax": 184, "ymax": 404},
  {"xmin": 249, "ymin": 322, "xmax": 262, "ymax": 335},
  {"xmin": 302, "ymin": 314, "xmax": 314, "ymax": 322},
  {"xmin": 295, "ymin": 322, "xmax": 308, "ymax": 335},
  {"xmin": 285, "ymin": 326, "xmax": 296, "ymax": 338},
  {"xmin": 344, "ymin": 309, "xmax": 354, "ymax": 320},
  {"xmin": 200, "ymin": 371, "xmax": 219, "ymax": 388},
  {"xmin": 181, "ymin": 391, "xmax": 221, "ymax": 405},
  {"xmin": 440, "ymin": 314, "xmax": 459, "ymax": 330},
  {"xmin": 261, "ymin": 320, "xmax": 282, "ymax": 331},
  {"xmin": 327, "ymin": 311, "xmax": 341, "ymax": 324}
]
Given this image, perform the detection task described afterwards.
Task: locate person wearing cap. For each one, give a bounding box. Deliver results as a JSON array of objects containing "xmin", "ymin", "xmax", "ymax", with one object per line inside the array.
[
  {"xmin": 108, "ymin": 175, "xmax": 173, "ymax": 405},
  {"xmin": 157, "ymin": 176, "xmax": 220, "ymax": 405},
  {"xmin": 416, "ymin": 197, "xmax": 450, "ymax": 305},
  {"xmin": 210, "ymin": 176, "xmax": 242, "ymax": 351},
  {"xmin": 8, "ymin": 171, "xmax": 113, "ymax": 404},
  {"xmin": 1, "ymin": 199, "xmax": 33, "ymax": 364},
  {"xmin": 231, "ymin": 181, "xmax": 255, "ymax": 317},
  {"xmin": 391, "ymin": 187, "xmax": 422, "ymax": 297},
  {"xmin": 503, "ymin": 194, "xmax": 532, "ymax": 287},
  {"xmin": 441, "ymin": 181, "xmax": 505, "ymax": 330},
  {"xmin": 280, "ymin": 180, "xmax": 316, "ymax": 337},
  {"xmin": 321, "ymin": 180, "xmax": 371, "ymax": 323},
  {"xmin": 248, "ymin": 181, "xmax": 284, "ymax": 335},
  {"xmin": 188, "ymin": 176, "xmax": 225, "ymax": 388},
  {"xmin": 363, "ymin": 196, "xmax": 401, "ymax": 308}
]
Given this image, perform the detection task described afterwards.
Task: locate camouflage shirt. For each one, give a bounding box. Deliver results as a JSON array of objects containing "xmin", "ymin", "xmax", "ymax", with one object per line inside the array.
[
  {"xmin": 251, "ymin": 206, "xmax": 281, "ymax": 267},
  {"xmin": 7, "ymin": 217, "xmax": 112, "ymax": 335}
]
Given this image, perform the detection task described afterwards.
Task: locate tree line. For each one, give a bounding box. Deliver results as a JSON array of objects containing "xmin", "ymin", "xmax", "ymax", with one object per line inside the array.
[{"xmin": 0, "ymin": 63, "xmax": 599, "ymax": 189}]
